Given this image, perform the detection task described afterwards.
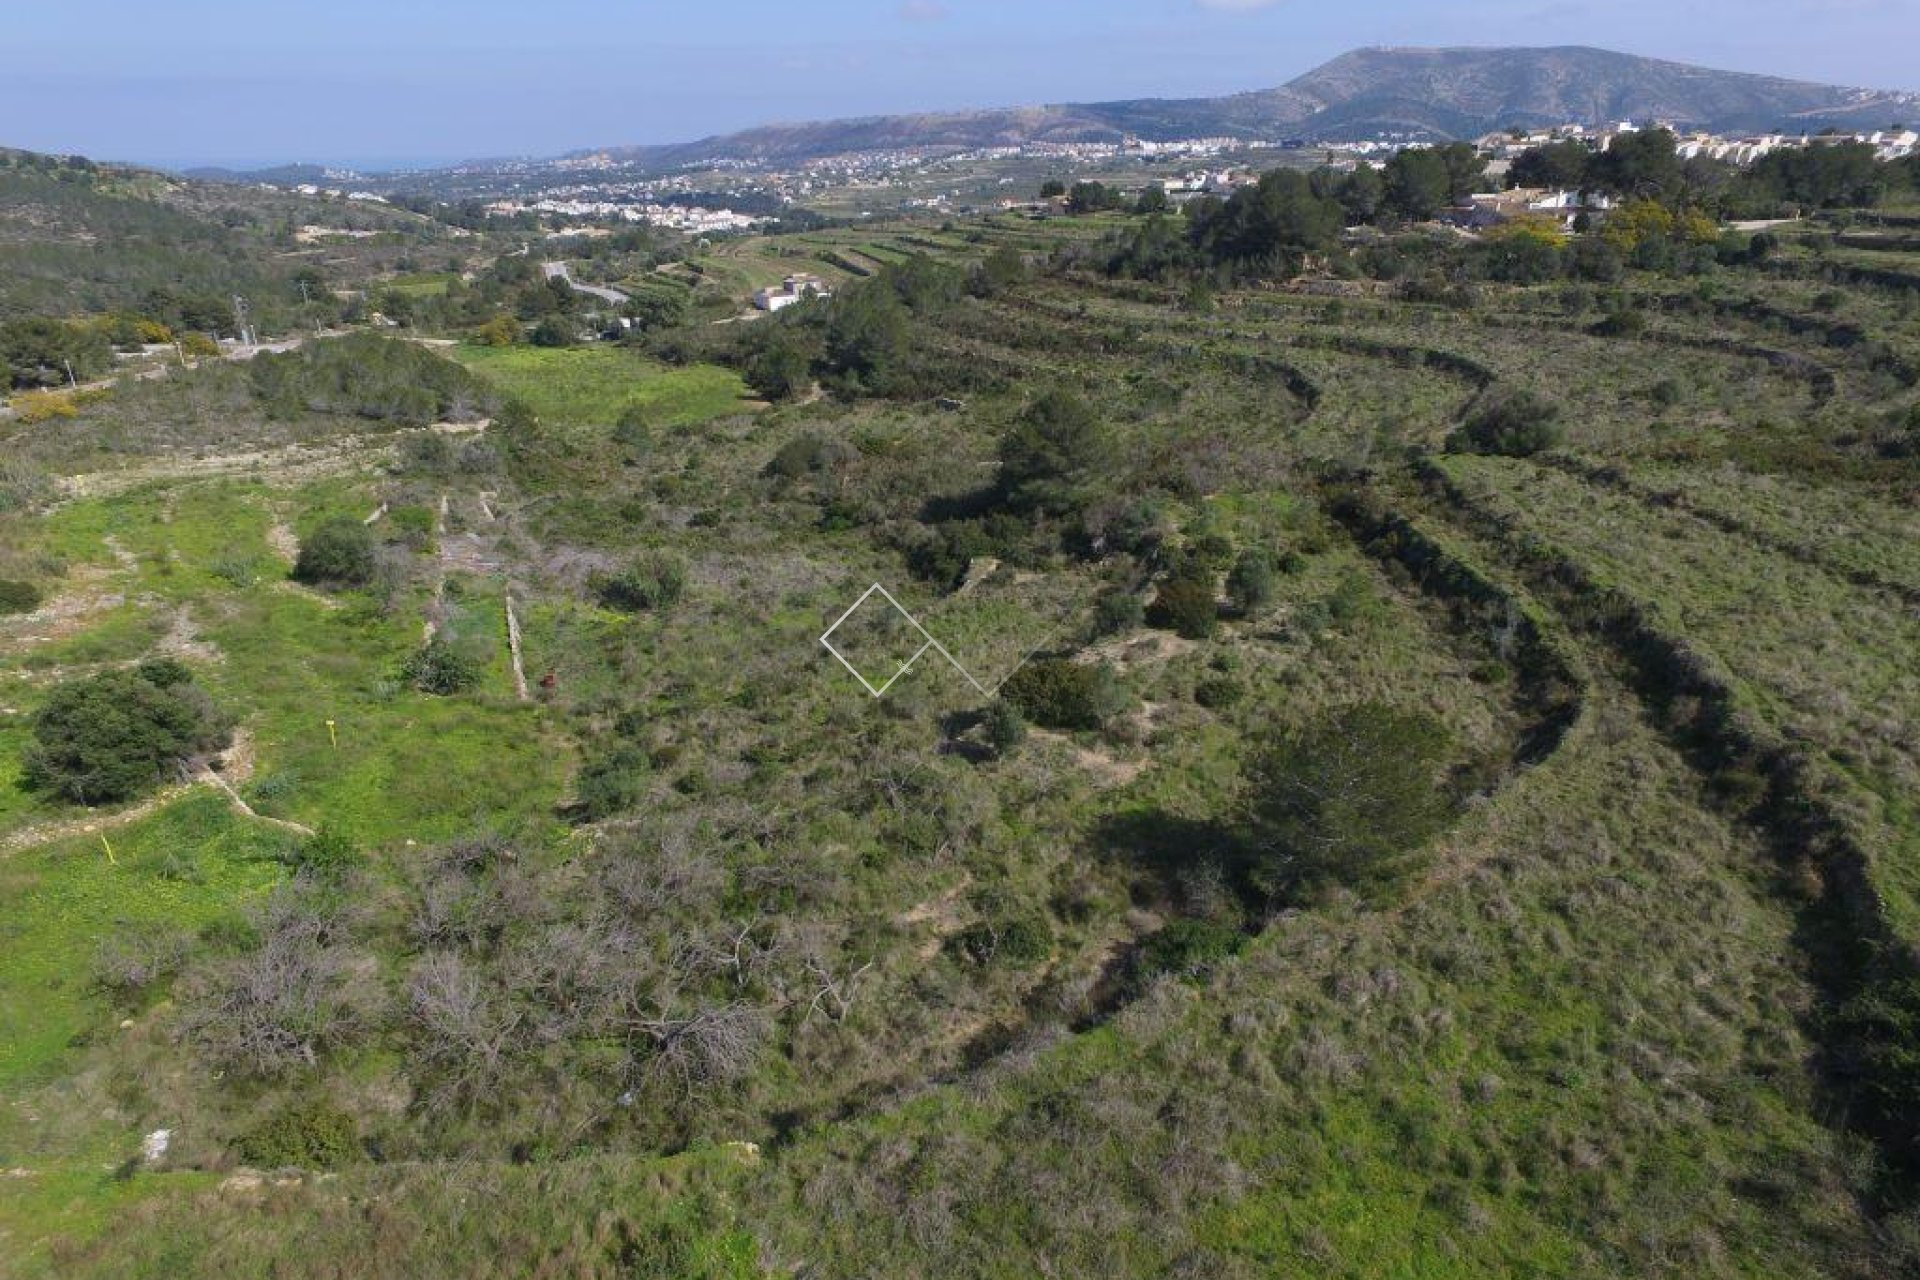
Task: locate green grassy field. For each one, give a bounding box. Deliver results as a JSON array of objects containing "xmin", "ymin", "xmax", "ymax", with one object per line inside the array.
[{"xmin": 448, "ymin": 343, "xmax": 751, "ymax": 426}]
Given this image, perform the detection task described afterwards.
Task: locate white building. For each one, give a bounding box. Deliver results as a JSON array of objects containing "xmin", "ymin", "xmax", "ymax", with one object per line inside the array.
[{"xmin": 753, "ymin": 273, "xmax": 831, "ymax": 312}]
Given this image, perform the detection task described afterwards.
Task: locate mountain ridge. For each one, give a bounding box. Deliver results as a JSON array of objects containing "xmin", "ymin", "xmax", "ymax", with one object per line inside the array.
[{"xmin": 586, "ymin": 45, "xmax": 1917, "ymax": 168}]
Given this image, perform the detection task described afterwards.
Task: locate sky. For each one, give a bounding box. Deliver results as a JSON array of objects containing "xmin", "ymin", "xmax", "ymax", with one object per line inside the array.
[{"xmin": 5, "ymin": 0, "xmax": 1917, "ymax": 169}]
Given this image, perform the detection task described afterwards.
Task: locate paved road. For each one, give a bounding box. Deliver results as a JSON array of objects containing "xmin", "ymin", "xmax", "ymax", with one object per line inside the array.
[{"xmin": 542, "ymin": 261, "xmax": 631, "ymax": 306}]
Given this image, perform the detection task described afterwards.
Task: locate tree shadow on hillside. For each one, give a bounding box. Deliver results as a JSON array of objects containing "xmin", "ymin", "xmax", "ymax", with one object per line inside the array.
[{"xmin": 1089, "ymin": 806, "xmax": 1262, "ymax": 916}]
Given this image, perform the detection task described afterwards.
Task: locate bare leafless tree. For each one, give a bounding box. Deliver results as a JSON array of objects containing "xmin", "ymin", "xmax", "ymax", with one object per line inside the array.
[
  {"xmin": 177, "ymin": 887, "xmax": 378, "ymax": 1077},
  {"xmin": 407, "ymin": 950, "xmax": 522, "ymax": 1107}
]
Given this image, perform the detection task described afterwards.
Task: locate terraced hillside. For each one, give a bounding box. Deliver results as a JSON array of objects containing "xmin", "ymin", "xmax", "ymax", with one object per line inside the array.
[{"xmin": 3, "ymin": 203, "xmax": 1918, "ymax": 1279}]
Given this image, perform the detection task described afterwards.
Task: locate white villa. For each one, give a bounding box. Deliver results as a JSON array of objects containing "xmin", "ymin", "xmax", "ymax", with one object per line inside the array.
[{"xmin": 753, "ymin": 273, "xmax": 832, "ymax": 312}]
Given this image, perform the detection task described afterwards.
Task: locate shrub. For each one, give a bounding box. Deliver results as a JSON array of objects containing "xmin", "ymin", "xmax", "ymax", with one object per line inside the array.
[
  {"xmin": 529, "ymin": 316, "xmax": 575, "ymax": 348},
  {"xmin": 472, "ymin": 315, "xmax": 519, "ymax": 347},
  {"xmin": 404, "ymin": 638, "xmax": 482, "ymax": 695},
  {"xmin": 613, "ymin": 402, "xmax": 652, "ymax": 455},
  {"xmin": 1589, "ymin": 307, "xmax": 1646, "ymax": 338},
  {"xmin": 1189, "ymin": 533, "xmax": 1236, "ymax": 573},
  {"xmin": 93, "ymin": 926, "xmax": 191, "ymax": 1004},
  {"xmin": 399, "ymin": 432, "xmax": 455, "ymax": 475},
  {"xmin": 1193, "ymin": 675, "xmax": 1243, "ymax": 709},
  {"xmin": 1001, "ymin": 658, "xmax": 1128, "ymax": 730},
  {"xmin": 1226, "ymin": 550, "xmax": 1277, "ymax": 614},
  {"xmin": 11, "ymin": 389, "xmax": 78, "ymax": 424},
  {"xmin": 953, "ymin": 913, "xmax": 1053, "ymax": 967},
  {"xmin": 983, "ymin": 700, "xmax": 1027, "ymax": 755},
  {"xmin": 596, "ymin": 552, "xmax": 687, "ymax": 613},
  {"xmin": 0, "ymin": 577, "xmax": 42, "ymax": 615},
  {"xmin": 0, "ymin": 457, "xmax": 50, "ymax": 514},
  {"xmin": 457, "ymin": 438, "xmax": 500, "ymax": 475},
  {"xmin": 209, "ymin": 555, "xmax": 264, "ymax": 589},
  {"xmin": 238, "ymin": 1101, "xmax": 360, "ymax": 1169},
  {"xmin": 388, "ymin": 505, "xmax": 437, "ymax": 547},
  {"xmin": 1451, "ymin": 387, "xmax": 1563, "ymax": 458},
  {"xmin": 1250, "ymin": 702, "xmax": 1454, "ymax": 900},
  {"xmin": 1134, "ymin": 919, "xmax": 1245, "ymax": 984},
  {"xmin": 765, "ymin": 432, "xmax": 844, "ymax": 480},
  {"xmin": 288, "ymin": 826, "xmax": 358, "ymax": 878},
  {"xmin": 575, "ymin": 743, "xmax": 651, "ymax": 821},
  {"xmin": 24, "ymin": 663, "xmax": 232, "ymax": 804},
  {"xmin": 293, "ymin": 518, "xmax": 376, "ymax": 587},
  {"xmin": 1091, "ymin": 589, "xmax": 1145, "ymax": 637},
  {"xmin": 1149, "ymin": 575, "xmax": 1219, "ymax": 640}
]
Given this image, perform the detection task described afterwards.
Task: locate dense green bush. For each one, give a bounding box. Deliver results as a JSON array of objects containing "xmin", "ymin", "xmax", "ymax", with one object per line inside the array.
[
  {"xmin": 1451, "ymin": 387, "xmax": 1564, "ymax": 458},
  {"xmin": 398, "ymin": 432, "xmax": 456, "ymax": 475},
  {"xmin": 1193, "ymin": 674, "xmax": 1243, "ymax": 709},
  {"xmin": 596, "ymin": 552, "xmax": 687, "ymax": 613},
  {"xmin": 404, "ymin": 638, "xmax": 482, "ymax": 695},
  {"xmin": 574, "ymin": 743, "xmax": 651, "ymax": 821},
  {"xmin": 1250, "ymin": 702, "xmax": 1454, "ymax": 900},
  {"xmin": 289, "ymin": 826, "xmax": 359, "ymax": 878},
  {"xmin": 1134, "ymin": 919, "xmax": 1245, "ymax": 985},
  {"xmin": 0, "ymin": 577, "xmax": 42, "ymax": 614},
  {"xmin": 1148, "ymin": 575, "xmax": 1219, "ymax": 640},
  {"xmin": 765, "ymin": 432, "xmax": 844, "ymax": 480},
  {"xmin": 23, "ymin": 662, "xmax": 231, "ymax": 804},
  {"xmin": 983, "ymin": 700, "xmax": 1027, "ymax": 755},
  {"xmin": 238, "ymin": 1101, "xmax": 360, "ymax": 1169},
  {"xmin": 1091, "ymin": 589, "xmax": 1145, "ymax": 637},
  {"xmin": 953, "ymin": 912, "xmax": 1052, "ymax": 967},
  {"xmin": 1001, "ymin": 658, "xmax": 1128, "ymax": 730},
  {"xmin": 1226, "ymin": 550, "xmax": 1277, "ymax": 614},
  {"xmin": 292, "ymin": 518, "xmax": 376, "ymax": 587}
]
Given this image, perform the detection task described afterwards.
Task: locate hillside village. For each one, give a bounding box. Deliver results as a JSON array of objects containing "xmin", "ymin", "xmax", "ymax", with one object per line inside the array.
[{"xmin": 275, "ymin": 117, "xmax": 1920, "ymax": 234}]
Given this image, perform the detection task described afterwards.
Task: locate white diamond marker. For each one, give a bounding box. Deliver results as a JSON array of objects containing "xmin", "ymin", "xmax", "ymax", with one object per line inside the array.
[{"xmin": 820, "ymin": 582, "xmax": 1013, "ymax": 699}]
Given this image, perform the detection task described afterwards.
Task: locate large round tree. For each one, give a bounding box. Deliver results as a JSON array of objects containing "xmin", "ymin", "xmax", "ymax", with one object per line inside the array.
[{"xmin": 24, "ymin": 660, "xmax": 232, "ymax": 804}]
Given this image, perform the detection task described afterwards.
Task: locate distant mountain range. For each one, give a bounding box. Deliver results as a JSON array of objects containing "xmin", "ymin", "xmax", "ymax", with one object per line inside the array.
[
  {"xmin": 587, "ymin": 46, "xmax": 1917, "ymax": 168},
  {"xmin": 170, "ymin": 46, "xmax": 1919, "ymax": 184}
]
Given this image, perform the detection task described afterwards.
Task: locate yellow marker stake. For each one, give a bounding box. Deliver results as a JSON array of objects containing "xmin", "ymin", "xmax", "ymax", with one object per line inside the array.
[
  {"xmin": 326, "ymin": 719, "xmax": 338, "ymax": 749},
  {"xmin": 101, "ymin": 835, "xmax": 116, "ymax": 866}
]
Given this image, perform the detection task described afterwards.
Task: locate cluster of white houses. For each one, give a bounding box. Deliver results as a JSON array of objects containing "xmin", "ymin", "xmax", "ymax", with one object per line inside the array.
[
  {"xmin": 1475, "ymin": 121, "xmax": 1919, "ymax": 167},
  {"xmin": 483, "ymin": 197, "xmax": 764, "ymax": 233}
]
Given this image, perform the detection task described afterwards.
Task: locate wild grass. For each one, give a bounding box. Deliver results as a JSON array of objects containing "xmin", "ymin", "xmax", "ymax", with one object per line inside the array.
[
  {"xmin": 448, "ymin": 343, "xmax": 750, "ymax": 429},
  {"xmin": 5, "ymin": 208, "xmax": 1918, "ymax": 1278}
]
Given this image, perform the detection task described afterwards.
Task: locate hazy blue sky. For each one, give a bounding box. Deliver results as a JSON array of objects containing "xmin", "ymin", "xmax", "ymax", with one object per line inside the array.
[{"xmin": 7, "ymin": 0, "xmax": 1917, "ymax": 168}]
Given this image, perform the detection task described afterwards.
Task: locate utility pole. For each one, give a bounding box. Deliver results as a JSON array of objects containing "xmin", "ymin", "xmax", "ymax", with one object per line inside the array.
[
  {"xmin": 64, "ymin": 358, "xmax": 77, "ymax": 389},
  {"xmin": 297, "ymin": 278, "xmax": 318, "ymax": 335}
]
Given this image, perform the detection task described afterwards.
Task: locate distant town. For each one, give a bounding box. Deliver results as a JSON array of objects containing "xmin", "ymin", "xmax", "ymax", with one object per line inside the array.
[{"xmin": 242, "ymin": 119, "xmax": 1919, "ymax": 235}]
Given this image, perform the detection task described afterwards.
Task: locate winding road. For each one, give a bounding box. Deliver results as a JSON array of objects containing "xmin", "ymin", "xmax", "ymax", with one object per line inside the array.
[{"xmin": 541, "ymin": 261, "xmax": 630, "ymax": 306}]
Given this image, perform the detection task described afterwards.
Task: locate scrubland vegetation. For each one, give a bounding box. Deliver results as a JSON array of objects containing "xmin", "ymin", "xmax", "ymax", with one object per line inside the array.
[{"xmin": 1, "ymin": 134, "xmax": 1919, "ymax": 1278}]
